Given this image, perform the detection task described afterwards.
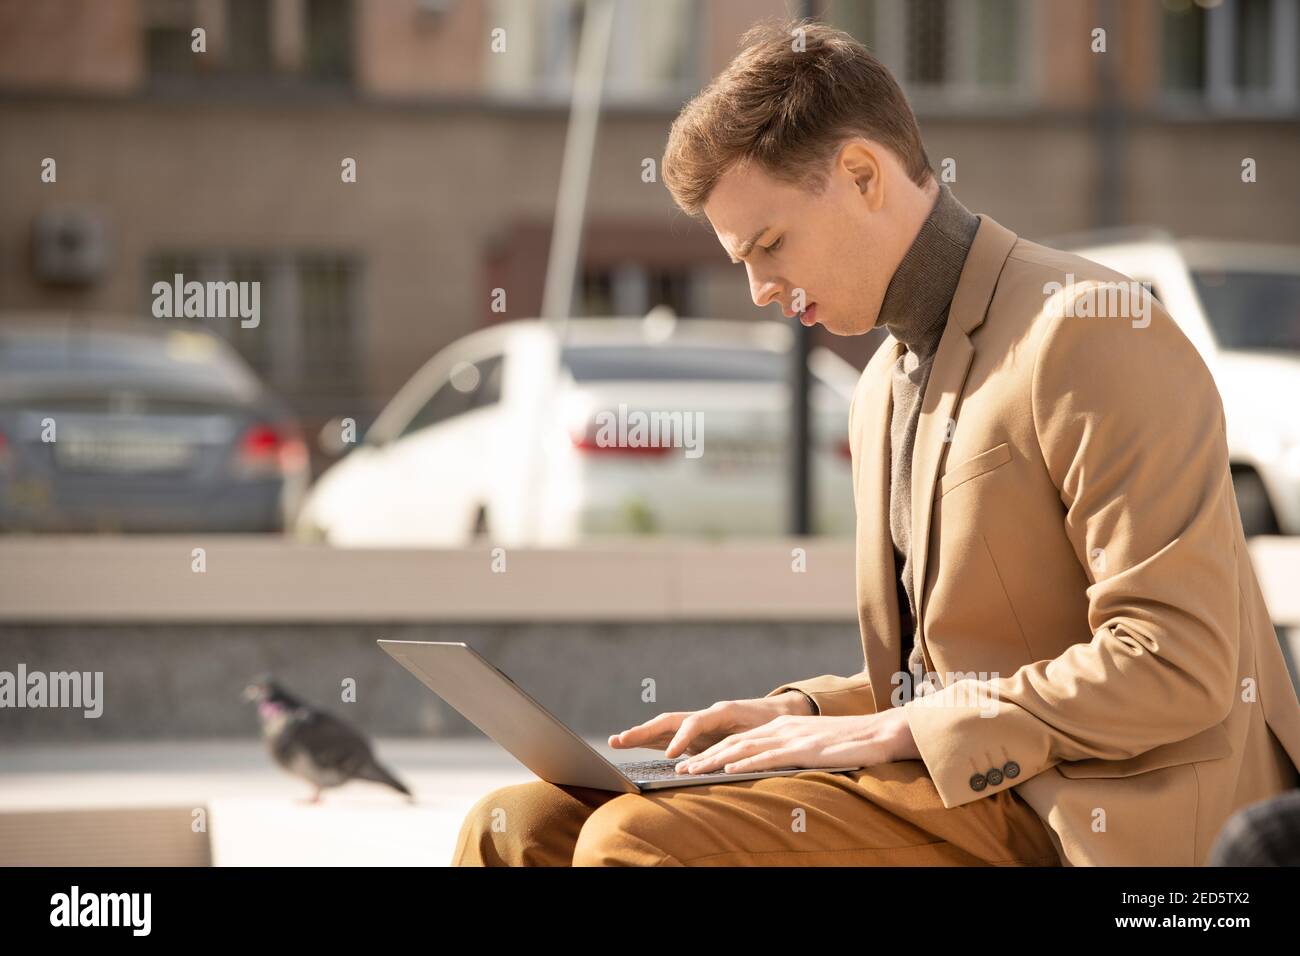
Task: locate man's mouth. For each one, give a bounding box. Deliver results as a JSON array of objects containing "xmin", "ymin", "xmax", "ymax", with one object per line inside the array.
[{"xmin": 799, "ymin": 303, "xmax": 818, "ymax": 326}]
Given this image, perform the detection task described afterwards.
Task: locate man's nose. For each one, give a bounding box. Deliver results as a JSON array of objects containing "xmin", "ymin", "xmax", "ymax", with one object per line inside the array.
[{"xmin": 749, "ymin": 271, "xmax": 783, "ymax": 311}]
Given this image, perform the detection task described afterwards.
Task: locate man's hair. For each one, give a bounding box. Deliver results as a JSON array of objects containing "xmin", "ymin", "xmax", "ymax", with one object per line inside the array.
[{"xmin": 662, "ymin": 17, "xmax": 933, "ymax": 218}]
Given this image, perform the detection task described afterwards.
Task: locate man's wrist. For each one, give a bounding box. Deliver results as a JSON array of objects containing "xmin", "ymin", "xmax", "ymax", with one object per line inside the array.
[
  {"xmin": 774, "ymin": 690, "xmax": 817, "ymax": 716},
  {"xmin": 885, "ymin": 703, "xmax": 922, "ymax": 761}
]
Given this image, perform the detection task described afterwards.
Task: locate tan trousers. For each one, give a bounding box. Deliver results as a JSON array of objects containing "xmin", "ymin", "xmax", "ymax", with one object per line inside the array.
[{"xmin": 451, "ymin": 758, "xmax": 1061, "ymax": 866}]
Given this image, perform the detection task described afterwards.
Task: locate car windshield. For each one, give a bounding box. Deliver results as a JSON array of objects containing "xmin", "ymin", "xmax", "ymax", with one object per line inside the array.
[
  {"xmin": 1192, "ymin": 270, "xmax": 1300, "ymax": 353},
  {"xmin": 0, "ymin": 326, "xmax": 261, "ymax": 396},
  {"xmin": 562, "ymin": 345, "xmax": 792, "ymax": 382}
]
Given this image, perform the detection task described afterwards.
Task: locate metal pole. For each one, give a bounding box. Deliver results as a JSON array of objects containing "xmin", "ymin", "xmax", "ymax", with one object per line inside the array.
[
  {"xmin": 789, "ymin": 0, "xmax": 818, "ymax": 535},
  {"xmin": 524, "ymin": 0, "xmax": 616, "ymax": 544},
  {"xmin": 789, "ymin": 307, "xmax": 813, "ymax": 535},
  {"xmin": 541, "ymin": 0, "xmax": 617, "ymax": 332}
]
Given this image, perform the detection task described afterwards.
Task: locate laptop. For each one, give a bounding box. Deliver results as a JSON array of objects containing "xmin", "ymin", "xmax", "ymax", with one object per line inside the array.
[{"xmin": 378, "ymin": 640, "xmax": 862, "ymax": 792}]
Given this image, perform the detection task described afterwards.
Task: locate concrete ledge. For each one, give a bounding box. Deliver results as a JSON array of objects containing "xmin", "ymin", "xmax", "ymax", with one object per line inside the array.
[
  {"xmin": 0, "ymin": 807, "xmax": 211, "ymax": 866},
  {"xmin": 1, "ymin": 535, "xmax": 1296, "ymax": 625},
  {"xmin": 0, "ymin": 535, "xmax": 857, "ymax": 623}
]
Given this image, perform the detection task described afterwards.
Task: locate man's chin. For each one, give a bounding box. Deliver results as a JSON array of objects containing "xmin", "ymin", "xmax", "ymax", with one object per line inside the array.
[
  {"xmin": 797, "ymin": 306, "xmax": 860, "ymax": 336},
  {"xmin": 821, "ymin": 316, "xmax": 874, "ymax": 337},
  {"xmin": 812, "ymin": 313, "xmax": 845, "ymax": 336}
]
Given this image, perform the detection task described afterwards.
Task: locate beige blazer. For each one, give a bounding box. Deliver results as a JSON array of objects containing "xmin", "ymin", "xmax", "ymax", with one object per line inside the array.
[{"xmin": 768, "ymin": 213, "xmax": 1300, "ymax": 867}]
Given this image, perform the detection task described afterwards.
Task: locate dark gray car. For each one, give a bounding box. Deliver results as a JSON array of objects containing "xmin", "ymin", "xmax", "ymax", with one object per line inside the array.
[{"xmin": 0, "ymin": 318, "xmax": 308, "ymax": 532}]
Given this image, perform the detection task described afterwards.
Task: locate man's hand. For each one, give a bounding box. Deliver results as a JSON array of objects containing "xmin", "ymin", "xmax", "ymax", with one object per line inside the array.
[
  {"xmin": 671, "ymin": 704, "xmax": 919, "ymax": 775},
  {"xmin": 608, "ymin": 691, "xmax": 813, "ymax": 759}
]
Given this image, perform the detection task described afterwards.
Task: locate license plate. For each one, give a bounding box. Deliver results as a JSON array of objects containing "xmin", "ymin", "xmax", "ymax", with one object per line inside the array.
[
  {"xmin": 701, "ymin": 441, "xmax": 783, "ymax": 471},
  {"xmin": 55, "ymin": 431, "xmax": 195, "ymax": 473}
]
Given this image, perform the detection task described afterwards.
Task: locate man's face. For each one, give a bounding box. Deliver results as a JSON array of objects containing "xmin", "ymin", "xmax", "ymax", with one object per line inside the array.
[{"xmin": 702, "ymin": 141, "xmax": 911, "ymax": 336}]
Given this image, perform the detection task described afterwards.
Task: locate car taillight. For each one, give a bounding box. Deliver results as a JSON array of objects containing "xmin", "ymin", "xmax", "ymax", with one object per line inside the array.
[
  {"xmin": 568, "ymin": 420, "xmax": 671, "ymax": 456},
  {"xmin": 236, "ymin": 423, "xmax": 308, "ymax": 476}
]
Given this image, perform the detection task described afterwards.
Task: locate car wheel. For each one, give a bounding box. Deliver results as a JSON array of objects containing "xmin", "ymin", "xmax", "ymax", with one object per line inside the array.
[
  {"xmin": 1232, "ymin": 469, "xmax": 1280, "ymax": 538},
  {"xmin": 470, "ymin": 505, "xmax": 490, "ymax": 542}
]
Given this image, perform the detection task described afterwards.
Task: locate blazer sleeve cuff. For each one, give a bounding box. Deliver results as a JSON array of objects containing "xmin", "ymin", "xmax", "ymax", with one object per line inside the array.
[
  {"xmin": 903, "ymin": 682, "xmax": 1053, "ymax": 809},
  {"xmin": 765, "ymin": 672, "xmax": 876, "ymax": 717}
]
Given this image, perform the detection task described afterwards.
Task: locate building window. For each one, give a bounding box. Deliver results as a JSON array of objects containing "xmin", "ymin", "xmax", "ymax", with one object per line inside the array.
[
  {"xmin": 906, "ymin": 0, "xmax": 948, "ymax": 87},
  {"xmin": 297, "ymin": 254, "xmax": 360, "ymax": 394},
  {"xmin": 829, "ymin": 0, "xmax": 1033, "ymax": 106},
  {"xmin": 487, "ymin": 0, "xmax": 700, "ymax": 103},
  {"xmin": 145, "ymin": 0, "xmax": 353, "ymax": 89},
  {"xmin": 1235, "ymin": 0, "xmax": 1272, "ymax": 90},
  {"xmin": 1161, "ymin": 0, "xmax": 1300, "ymax": 111},
  {"xmin": 306, "ymin": 0, "xmax": 353, "ymax": 82},
  {"xmin": 973, "ymin": 0, "xmax": 1021, "ymax": 88},
  {"xmin": 835, "ymin": 0, "xmax": 878, "ymax": 51},
  {"xmin": 143, "ymin": 0, "xmax": 202, "ymax": 78},
  {"xmin": 1162, "ymin": 0, "xmax": 1208, "ymax": 92},
  {"xmin": 225, "ymin": 255, "xmax": 274, "ymax": 375},
  {"xmin": 144, "ymin": 252, "xmax": 363, "ymax": 417},
  {"xmin": 578, "ymin": 265, "xmax": 696, "ymax": 318},
  {"xmin": 224, "ymin": 0, "xmax": 273, "ymax": 77}
]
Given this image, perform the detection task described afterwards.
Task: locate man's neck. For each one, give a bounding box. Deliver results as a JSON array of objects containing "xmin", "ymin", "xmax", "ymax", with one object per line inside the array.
[{"xmin": 875, "ymin": 182, "xmax": 981, "ymax": 359}]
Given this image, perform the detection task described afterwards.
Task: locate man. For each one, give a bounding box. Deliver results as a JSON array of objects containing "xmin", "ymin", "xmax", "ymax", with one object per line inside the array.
[{"xmin": 453, "ymin": 18, "xmax": 1300, "ymax": 867}]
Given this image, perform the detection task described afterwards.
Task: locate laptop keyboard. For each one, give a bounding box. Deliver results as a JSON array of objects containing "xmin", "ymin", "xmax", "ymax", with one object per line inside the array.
[{"xmin": 617, "ymin": 757, "xmax": 733, "ymax": 781}]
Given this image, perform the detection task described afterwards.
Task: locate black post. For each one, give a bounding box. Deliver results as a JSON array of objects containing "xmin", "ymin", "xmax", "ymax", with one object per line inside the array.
[
  {"xmin": 788, "ymin": 304, "xmax": 813, "ymax": 536},
  {"xmin": 788, "ymin": 0, "xmax": 818, "ymax": 535}
]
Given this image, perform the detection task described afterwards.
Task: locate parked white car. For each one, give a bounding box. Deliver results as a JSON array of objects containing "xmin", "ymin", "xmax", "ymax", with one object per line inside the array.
[
  {"xmin": 1059, "ymin": 231, "xmax": 1300, "ymax": 536},
  {"xmin": 295, "ymin": 314, "xmax": 859, "ymax": 546}
]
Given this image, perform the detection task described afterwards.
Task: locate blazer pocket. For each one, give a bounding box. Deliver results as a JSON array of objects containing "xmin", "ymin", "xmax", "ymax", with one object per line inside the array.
[
  {"xmin": 1055, "ymin": 721, "xmax": 1233, "ymax": 779},
  {"xmin": 938, "ymin": 442, "xmax": 1012, "ymax": 497}
]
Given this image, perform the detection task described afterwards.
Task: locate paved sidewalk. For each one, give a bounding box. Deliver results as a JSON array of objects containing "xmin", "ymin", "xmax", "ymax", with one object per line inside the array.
[{"xmin": 0, "ymin": 737, "xmax": 656, "ymax": 866}]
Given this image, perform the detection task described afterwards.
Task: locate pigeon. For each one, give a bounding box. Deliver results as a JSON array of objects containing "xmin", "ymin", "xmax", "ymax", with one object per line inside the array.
[{"xmin": 243, "ymin": 675, "xmax": 413, "ymax": 803}]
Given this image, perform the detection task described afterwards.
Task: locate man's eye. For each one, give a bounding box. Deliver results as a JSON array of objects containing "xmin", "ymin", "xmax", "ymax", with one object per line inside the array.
[{"xmin": 767, "ymin": 237, "xmax": 784, "ymax": 253}]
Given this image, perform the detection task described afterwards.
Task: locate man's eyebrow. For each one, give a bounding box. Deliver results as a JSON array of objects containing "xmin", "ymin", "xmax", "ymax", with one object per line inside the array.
[{"xmin": 726, "ymin": 226, "xmax": 770, "ymax": 264}]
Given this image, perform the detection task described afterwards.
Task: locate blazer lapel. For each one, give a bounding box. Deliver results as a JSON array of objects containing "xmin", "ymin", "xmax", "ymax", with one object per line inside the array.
[
  {"xmin": 857, "ymin": 339, "xmax": 905, "ymax": 715},
  {"xmin": 909, "ymin": 214, "xmax": 1019, "ymax": 648}
]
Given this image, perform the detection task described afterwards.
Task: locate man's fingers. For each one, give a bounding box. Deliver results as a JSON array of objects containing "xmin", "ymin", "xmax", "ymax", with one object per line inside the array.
[
  {"xmin": 677, "ymin": 730, "xmax": 747, "ymax": 770},
  {"xmin": 663, "ymin": 726, "xmax": 690, "ymax": 759},
  {"xmin": 611, "ymin": 712, "xmax": 685, "ymax": 749},
  {"xmin": 678, "ymin": 736, "xmax": 783, "ymax": 774},
  {"xmin": 678, "ymin": 718, "xmax": 771, "ymax": 768},
  {"xmin": 716, "ymin": 746, "xmax": 796, "ymax": 775},
  {"xmin": 664, "ymin": 711, "xmax": 712, "ymax": 759}
]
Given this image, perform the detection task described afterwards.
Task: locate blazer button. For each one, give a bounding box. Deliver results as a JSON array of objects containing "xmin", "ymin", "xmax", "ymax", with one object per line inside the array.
[
  {"xmin": 986, "ymin": 767, "xmax": 1004, "ymax": 786},
  {"xmin": 1003, "ymin": 760, "xmax": 1020, "ymax": 779},
  {"xmin": 969, "ymin": 772, "xmax": 987, "ymax": 791}
]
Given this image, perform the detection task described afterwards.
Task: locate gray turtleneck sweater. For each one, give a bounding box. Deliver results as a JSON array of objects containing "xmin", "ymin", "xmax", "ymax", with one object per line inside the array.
[{"xmin": 876, "ymin": 184, "xmax": 980, "ymax": 697}]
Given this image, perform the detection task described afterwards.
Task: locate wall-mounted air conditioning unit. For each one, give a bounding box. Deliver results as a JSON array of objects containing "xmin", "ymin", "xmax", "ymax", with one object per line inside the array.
[{"xmin": 32, "ymin": 204, "xmax": 110, "ymax": 287}]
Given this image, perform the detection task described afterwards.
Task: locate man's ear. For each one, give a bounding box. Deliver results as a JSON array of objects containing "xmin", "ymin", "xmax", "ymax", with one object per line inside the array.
[{"xmin": 838, "ymin": 139, "xmax": 885, "ymax": 210}]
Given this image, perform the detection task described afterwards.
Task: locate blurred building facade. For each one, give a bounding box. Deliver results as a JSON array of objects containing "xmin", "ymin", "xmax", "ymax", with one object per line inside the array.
[{"xmin": 1, "ymin": 0, "xmax": 1298, "ymax": 435}]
